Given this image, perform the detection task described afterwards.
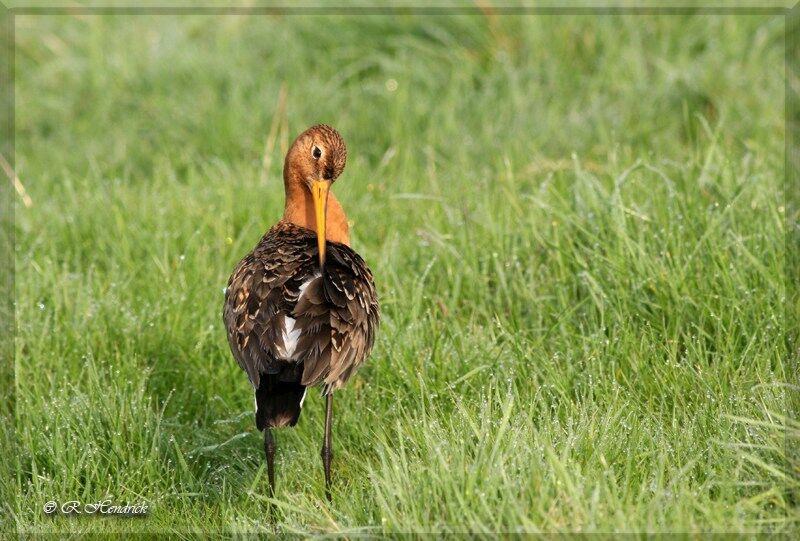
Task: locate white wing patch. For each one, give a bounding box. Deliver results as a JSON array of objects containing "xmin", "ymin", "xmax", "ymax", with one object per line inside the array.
[
  {"xmin": 276, "ymin": 275, "xmax": 318, "ymax": 360},
  {"xmin": 278, "ymin": 316, "xmax": 302, "ymax": 359}
]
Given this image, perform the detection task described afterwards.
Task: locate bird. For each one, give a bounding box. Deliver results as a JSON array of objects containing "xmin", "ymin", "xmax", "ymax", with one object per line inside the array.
[{"xmin": 223, "ymin": 124, "xmax": 379, "ymax": 501}]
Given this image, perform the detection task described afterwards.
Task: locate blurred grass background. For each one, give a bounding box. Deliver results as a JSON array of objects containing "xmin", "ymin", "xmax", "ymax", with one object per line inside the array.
[{"xmin": 5, "ymin": 8, "xmax": 796, "ymax": 535}]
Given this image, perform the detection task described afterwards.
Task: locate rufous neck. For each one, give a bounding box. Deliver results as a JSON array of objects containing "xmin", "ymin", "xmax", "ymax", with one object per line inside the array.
[{"xmin": 282, "ymin": 179, "xmax": 350, "ymax": 246}]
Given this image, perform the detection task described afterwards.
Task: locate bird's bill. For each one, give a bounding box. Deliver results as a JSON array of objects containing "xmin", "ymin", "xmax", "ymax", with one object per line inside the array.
[{"xmin": 311, "ymin": 179, "xmax": 331, "ymax": 268}]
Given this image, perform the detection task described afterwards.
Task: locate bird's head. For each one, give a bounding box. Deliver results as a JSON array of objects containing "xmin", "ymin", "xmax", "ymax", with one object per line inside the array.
[{"xmin": 284, "ymin": 124, "xmax": 348, "ymax": 268}]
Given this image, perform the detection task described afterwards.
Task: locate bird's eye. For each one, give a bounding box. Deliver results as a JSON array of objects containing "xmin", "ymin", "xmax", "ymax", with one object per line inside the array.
[{"xmin": 312, "ymin": 146, "xmax": 322, "ymax": 159}]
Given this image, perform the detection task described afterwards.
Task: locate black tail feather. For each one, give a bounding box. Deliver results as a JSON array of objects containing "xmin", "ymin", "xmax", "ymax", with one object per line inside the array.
[{"xmin": 255, "ymin": 375, "xmax": 306, "ymax": 430}]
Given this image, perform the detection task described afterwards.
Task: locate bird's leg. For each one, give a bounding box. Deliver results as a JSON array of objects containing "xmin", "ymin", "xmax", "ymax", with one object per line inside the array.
[
  {"xmin": 321, "ymin": 392, "xmax": 334, "ymax": 501},
  {"xmin": 264, "ymin": 428, "xmax": 277, "ymax": 498}
]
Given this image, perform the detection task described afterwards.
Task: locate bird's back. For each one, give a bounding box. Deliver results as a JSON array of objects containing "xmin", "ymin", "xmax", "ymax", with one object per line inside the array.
[{"xmin": 223, "ymin": 221, "xmax": 379, "ymax": 428}]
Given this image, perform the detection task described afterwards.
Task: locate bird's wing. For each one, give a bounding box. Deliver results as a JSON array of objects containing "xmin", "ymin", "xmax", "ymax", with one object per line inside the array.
[
  {"xmin": 295, "ymin": 243, "xmax": 380, "ymax": 391},
  {"xmin": 223, "ymin": 225, "xmax": 317, "ymax": 388}
]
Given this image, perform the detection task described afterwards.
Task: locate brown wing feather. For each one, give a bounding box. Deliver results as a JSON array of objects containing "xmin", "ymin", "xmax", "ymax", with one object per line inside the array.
[
  {"xmin": 223, "ymin": 221, "xmax": 379, "ymax": 393},
  {"xmin": 318, "ymin": 247, "xmax": 379, "ymax": 391}
]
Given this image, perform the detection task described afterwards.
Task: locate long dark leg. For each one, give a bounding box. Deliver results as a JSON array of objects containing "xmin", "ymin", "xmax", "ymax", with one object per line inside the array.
[
  {"xmin": 321, "ymin": 393, "xmax": 334, "ymax": 501},
  {"xmin": 264, "ymin": 428, "xmax": 276, "ymax": 498}
]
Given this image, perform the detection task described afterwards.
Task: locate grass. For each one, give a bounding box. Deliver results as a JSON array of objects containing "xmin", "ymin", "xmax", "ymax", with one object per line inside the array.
[{"xmin": 5, "ymin": 9, "xmax": 797, "ymax": 535}]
